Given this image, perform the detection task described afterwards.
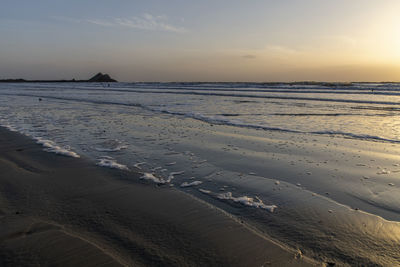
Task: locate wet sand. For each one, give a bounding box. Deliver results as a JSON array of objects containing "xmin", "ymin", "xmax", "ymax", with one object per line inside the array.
[{"xmin": 0, "ymin": 127, "xmax": 316, "ymax": 267}]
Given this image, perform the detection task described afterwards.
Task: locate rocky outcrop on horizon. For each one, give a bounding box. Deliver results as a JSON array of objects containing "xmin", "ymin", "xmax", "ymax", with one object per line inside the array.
[{"xmin": 88, "ymin": 72, "xmax": 117, "ymax": 83}]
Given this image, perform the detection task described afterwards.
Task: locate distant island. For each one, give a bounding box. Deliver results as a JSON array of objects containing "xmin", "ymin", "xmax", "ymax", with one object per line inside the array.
[{"xmin": 0, "ymin": 72, "xmax": 117, "ymax": 83}]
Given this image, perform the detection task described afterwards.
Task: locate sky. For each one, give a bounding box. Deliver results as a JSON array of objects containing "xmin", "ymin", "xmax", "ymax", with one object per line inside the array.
[{"xmin": 1, "ymin": 0, "xmax": 400, "ymax": 82}]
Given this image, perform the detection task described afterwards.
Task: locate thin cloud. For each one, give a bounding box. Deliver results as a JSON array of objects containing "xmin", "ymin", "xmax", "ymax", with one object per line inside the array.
[
  {"xmin": 53, "ymin": 14, "xmax": 187, "ymax": 33},
  {"xmin": 229, "ymin": 45, "xmax": 301, "ymax": 62},
  {"xmin": 86, "ymin": 19, "xmax": 114, "ymax": 27},
  {"xmin": 113, "ymin": 13, "xmax": 187, "ymax": 33}
]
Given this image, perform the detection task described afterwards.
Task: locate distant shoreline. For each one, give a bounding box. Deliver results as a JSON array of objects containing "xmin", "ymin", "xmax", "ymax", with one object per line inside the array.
[
  {"xmin": 0, "ymin": 79, "xmax": 107, "ymax": 83},
  {"xmin": 1, "ymin": 80, "xmax": 399, "ymax": 85},
  {"xmin": 0, "ymin": 72, "xmax": 118, "ymax": 83}
]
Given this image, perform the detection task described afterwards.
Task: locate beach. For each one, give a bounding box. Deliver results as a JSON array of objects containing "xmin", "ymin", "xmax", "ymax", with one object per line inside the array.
[
  {"xmin": 1, "ymin": 82, "xmax": 400, "ymax": 266},
  {"xmin": 3, "ymin": 0, "xmax": 400, "ymax": 265},
  {"xmin": 0, "ymin": 126, "xmax": 315, "ymax": 266}
]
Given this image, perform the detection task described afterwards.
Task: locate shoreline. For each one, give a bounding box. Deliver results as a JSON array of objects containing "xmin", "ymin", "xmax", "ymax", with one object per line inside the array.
[{"xmin": 0, "ymin": 126, "xmax": 316, "ymax": 266}]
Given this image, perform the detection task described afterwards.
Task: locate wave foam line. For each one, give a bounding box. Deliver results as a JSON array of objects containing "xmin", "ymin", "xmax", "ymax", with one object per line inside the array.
[
  {"xmin": 140, "ymin": 172, "xmax": 166, "ymax": 184},
  {"xmin": 35, "ymin": 137, "xmax": 80, "ymax": 158},
  {"xmin": 180, "ymin": 181, "xmax": 203, "ymax": 187},
  {"xmin": 140, "ymin": 170, "xmax": 185, "ymax": 184},
  {"xmin": 198, "ymin": 189, "xmax": 277, "ymax": 212},
  {"xmin": 96, "ymin": 157, "xmax": 129, "ymax": 170}
]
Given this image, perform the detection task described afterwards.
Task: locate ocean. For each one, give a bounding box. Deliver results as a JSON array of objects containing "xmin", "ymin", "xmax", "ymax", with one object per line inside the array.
[{"xmin": 1, "ymin": 82, "xmax": 400, "ymax": 265}]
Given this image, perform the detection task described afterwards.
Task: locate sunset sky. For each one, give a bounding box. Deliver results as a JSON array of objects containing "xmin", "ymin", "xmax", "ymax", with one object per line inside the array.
[{"xmin": 1, "ymin": 0, "xmax": 400, "ymax": 82}]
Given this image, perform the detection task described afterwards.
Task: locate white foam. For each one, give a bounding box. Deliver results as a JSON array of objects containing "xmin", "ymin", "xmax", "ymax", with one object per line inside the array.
[
  {"xmin": 35, "ymin": 138, "xmax": 80, "ymax": 158},
  {"xmin": 180, "ymin": 181, "xmax": 203, "ymax": 188},
  {"xmin": 96, "ymin": 158, "xmax": 129, "ymax": 170},
  {"xmin": 140, "ymin": 172, "xmax": 166, "ymax": 184},
  {"xmin": 3, "ymin": 124, "xmax": 18, "ymax": 132},
  {"xmin": 217, "ymin": 192, "xmax": 277, "ymax": 212},
  {"xmin": 377, "ymin": 169, "xmax": 391, "ymax": 175},
  {"xmin": 199, "ymin": 188, "xmax": 211, "ymax": 194},
  {"xmin": 199, "ymin": 188, "xmax": 277, "ymax": 212}
]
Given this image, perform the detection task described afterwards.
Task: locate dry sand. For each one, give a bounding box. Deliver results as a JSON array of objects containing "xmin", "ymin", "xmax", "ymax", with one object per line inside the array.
[{"xmin": 0, "ymin": 127, "xmax": 317, "ymax": 266}]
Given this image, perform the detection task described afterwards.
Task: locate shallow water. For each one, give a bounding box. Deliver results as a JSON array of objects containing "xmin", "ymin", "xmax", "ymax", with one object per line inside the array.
[{"xmin": 1, "ymin": 82, "xmax": 400, "ymax": 265}]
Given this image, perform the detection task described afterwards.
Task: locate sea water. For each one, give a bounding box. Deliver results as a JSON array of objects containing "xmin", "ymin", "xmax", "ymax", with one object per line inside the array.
[{"xmin": 1, "ymin": 82, "xmax": 400, "ymax": 265}]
